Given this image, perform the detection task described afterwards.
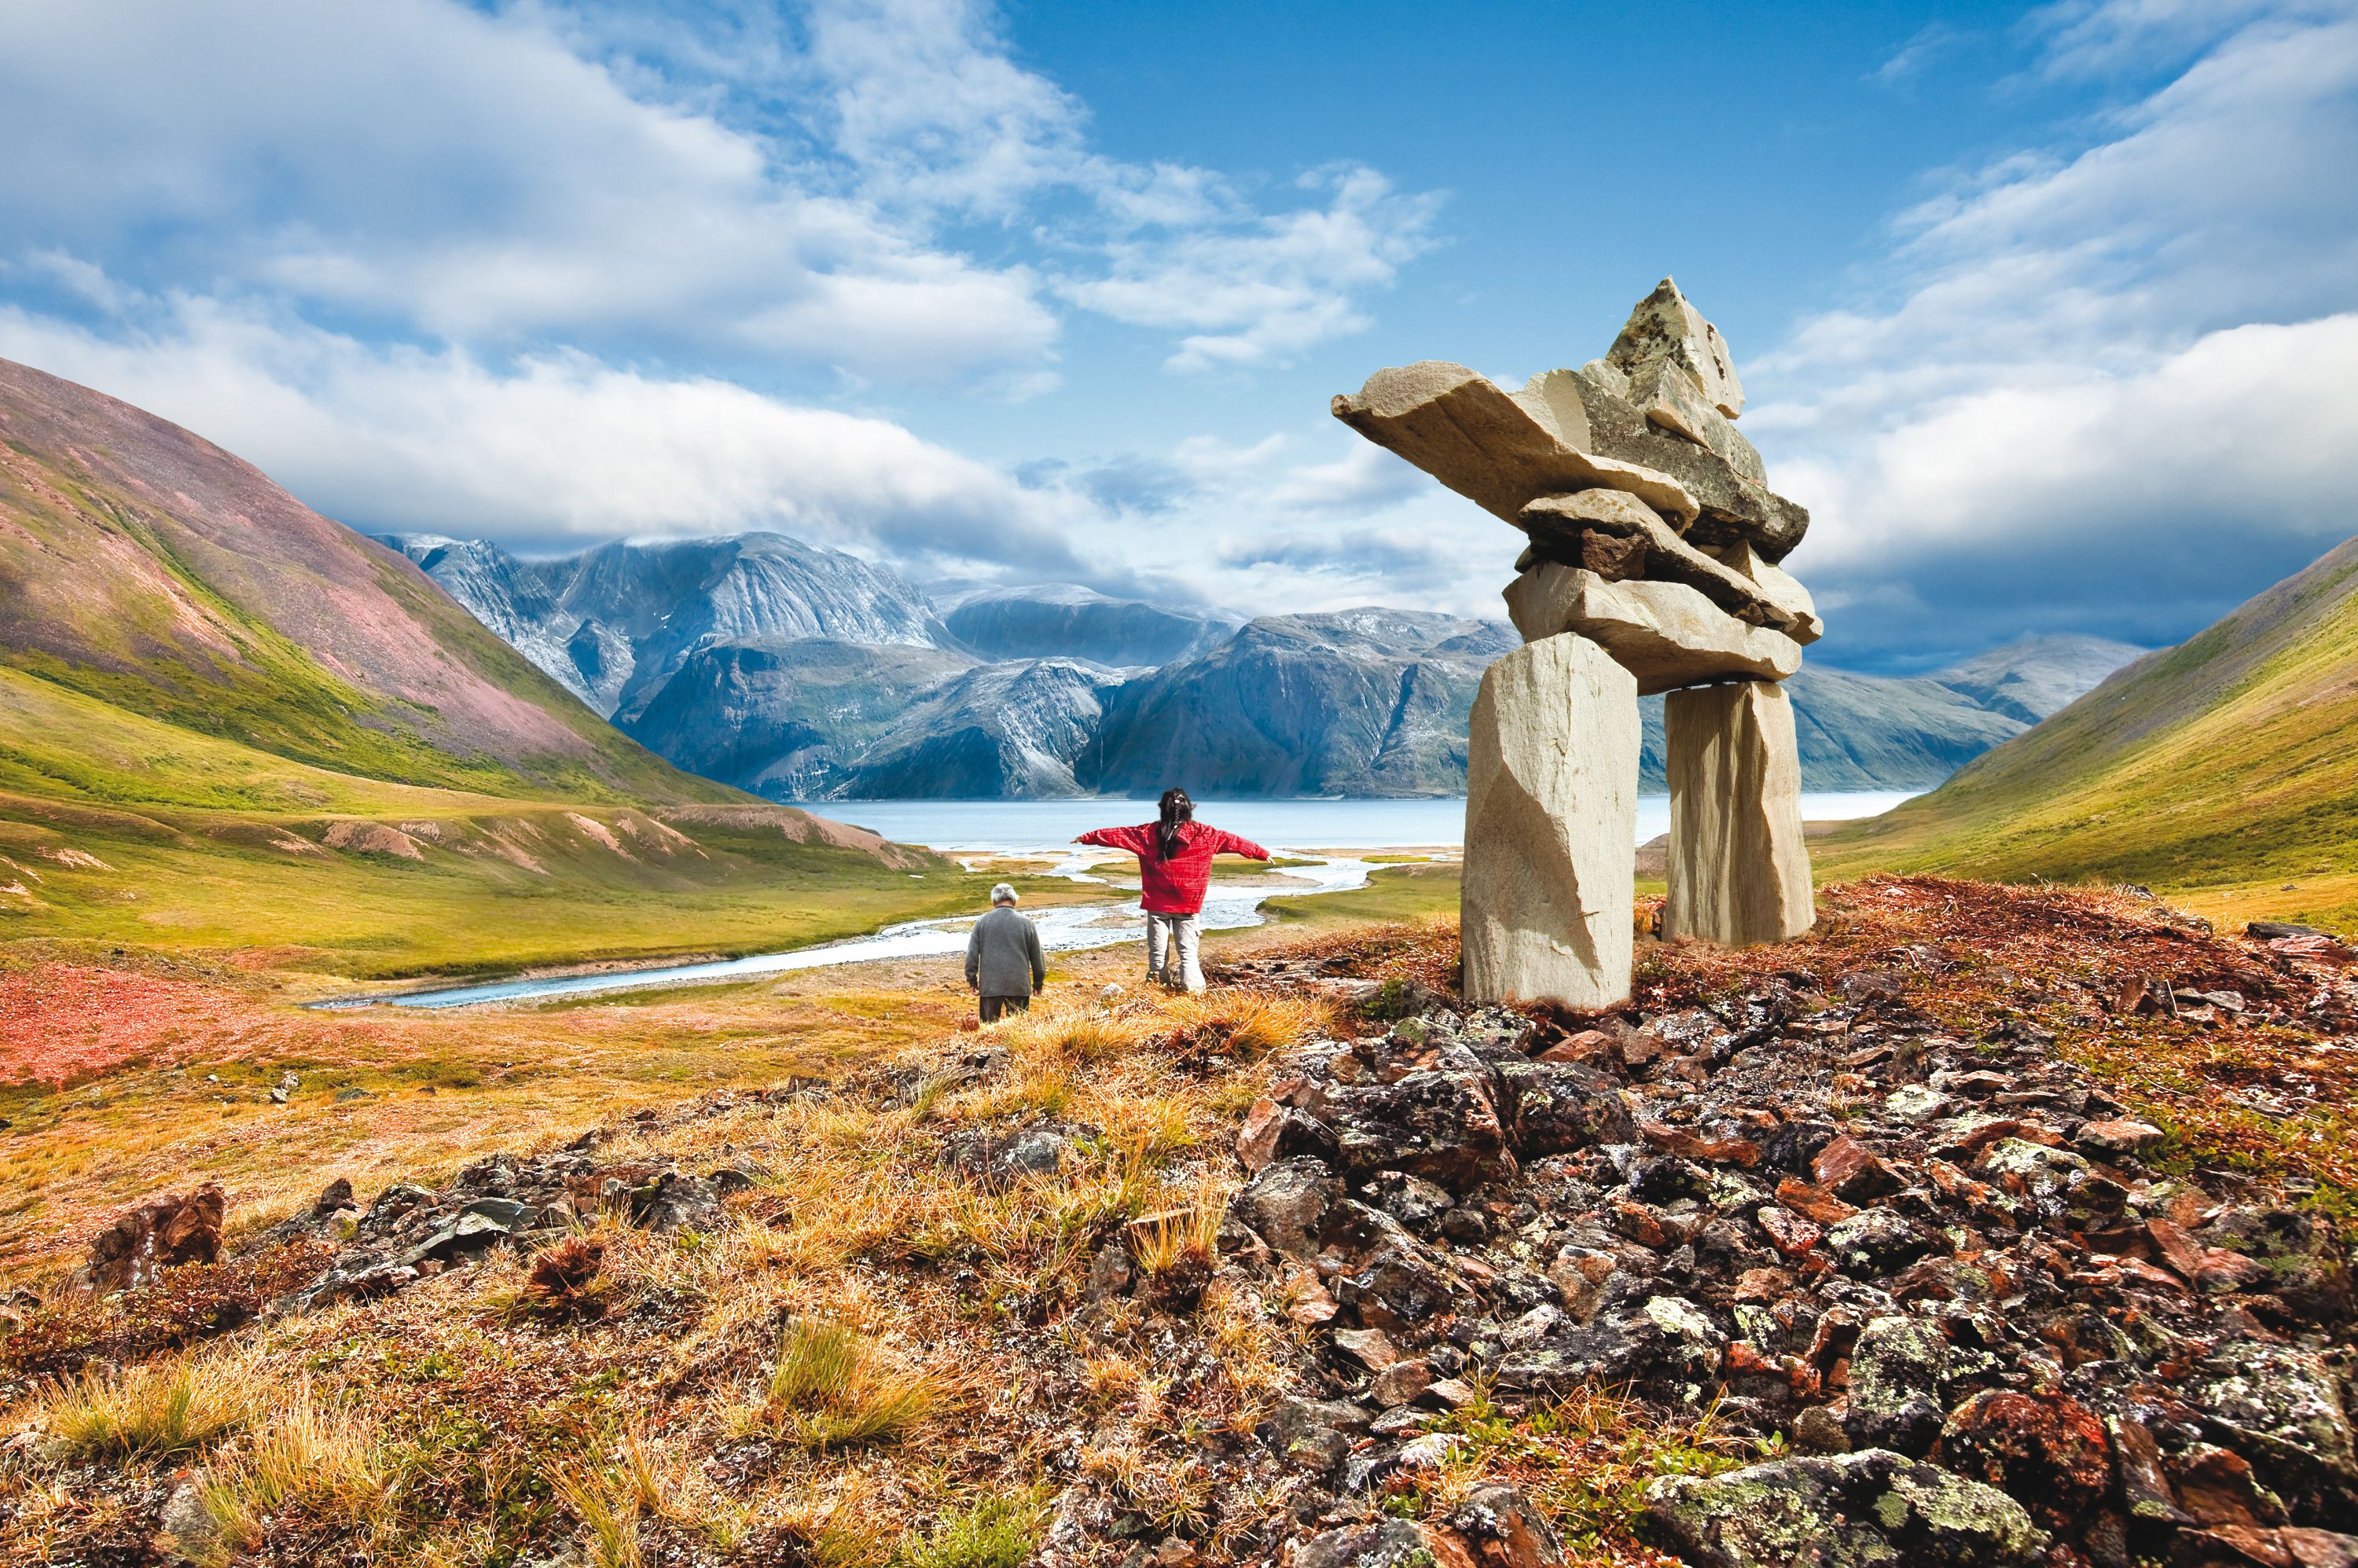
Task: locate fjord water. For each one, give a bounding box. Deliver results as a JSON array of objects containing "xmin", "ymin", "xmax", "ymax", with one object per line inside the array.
[
  {"xmin": 830, "ymin": 792, "xmax": 1919, "ymax": 854},
  {"xmin": 336, "ymin": 792, "xmax": 1912, "ymax": 1009}
]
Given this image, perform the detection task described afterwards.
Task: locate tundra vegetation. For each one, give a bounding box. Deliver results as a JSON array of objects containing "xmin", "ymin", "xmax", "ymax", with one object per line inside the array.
[{"xmin": 0, "ymin": 875, "xmax": 2352, "ymax": 1566}]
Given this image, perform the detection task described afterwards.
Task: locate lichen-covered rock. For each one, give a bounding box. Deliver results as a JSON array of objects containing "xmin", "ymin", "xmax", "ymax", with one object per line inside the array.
[
  {"xmin": 2184, "ymin": 1339, "xmax": 2358, "ymax": 1483},
  {"xmin": 1295, "ymin": 1518, "xmax": 1472, "ymax": 1568},
  {"xmin": 1494, "ymin": 1294, "xmax": 1724, "ymax": 1401},
  {"xmin": 1228, "ymin": 1155, "xmax": 1340, "ymax": 1260},
  {"xmin": 1932, "ymin": 1390, "xmax": 2111, "ymax": 1534},
  {"xmin": 1844, "ymin": 1315, "xmax": 1950, "ymax": 1456},
  {"xmin": 1645, "ymin": 1449, "xmax": 2047, "ymax": 1567},
  {"xmin": 1324, "ymin": 1067, "xmax": 1514, "ymax": 1192},
  {"xmin": 1493, "ymin": 1059, "xmax": 1636, "ymax": 1156}
]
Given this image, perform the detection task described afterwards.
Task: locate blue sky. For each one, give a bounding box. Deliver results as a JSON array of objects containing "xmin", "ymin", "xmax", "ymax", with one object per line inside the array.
[{"xmin": 2, "ymin": 0, "xmax": 2354, "ymax": 671}]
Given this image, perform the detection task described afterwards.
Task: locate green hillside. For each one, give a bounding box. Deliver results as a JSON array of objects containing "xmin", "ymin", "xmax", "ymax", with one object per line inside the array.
[
  {"xmin": 0, "ymin": 355, "xmax": 715, "ymax": 804},
  {"xmin": 0, "ymin": 357, "xmax": 1035, "ymax": 978},
  {"xmin": 1817, "ymin": 534, "xmax": 2358, "ymax": 931}
]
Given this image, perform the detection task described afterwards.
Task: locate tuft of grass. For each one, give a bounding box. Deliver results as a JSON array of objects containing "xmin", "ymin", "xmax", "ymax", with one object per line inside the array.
[
  {"xmin": 1159, "ymin": 989, "xmax": 1333, "ymax": 1056},
  {"xmin": 196, "ymin": 1383, "xmax": 390, "ymax": 1564},
  {"xmin": 553, "ymin": 1461, "xmax": 643, "ymax": 1568},
  {"xmin": 739, "ymin": 1320, "xmax": 942, "ymax": 1451},
  {"xmin": 894, "ymin": 1487, "xmax": 1052, "ymax": 1568},
  {"xmin": 29, "ymin": 1352, "xmax": 261, "ymax": 1462}
]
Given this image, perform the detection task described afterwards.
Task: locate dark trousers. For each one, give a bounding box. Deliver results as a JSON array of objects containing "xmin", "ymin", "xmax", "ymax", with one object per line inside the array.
[{"xmin": 979, "ymin": 993, "xmax": 1032, "ymax": 1023}]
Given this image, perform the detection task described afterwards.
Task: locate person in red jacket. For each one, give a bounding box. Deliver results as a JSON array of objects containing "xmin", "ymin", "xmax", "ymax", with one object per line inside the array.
[{"xmin": 1076, "ymin": 788, "xmax": 1269, "ymax": 993}]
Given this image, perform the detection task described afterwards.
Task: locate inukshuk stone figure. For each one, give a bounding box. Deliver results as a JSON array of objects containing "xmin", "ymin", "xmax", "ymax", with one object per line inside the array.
[{"xmin": 1333, "ymin": 278, "xmax": 1820, "ymax": 1008}]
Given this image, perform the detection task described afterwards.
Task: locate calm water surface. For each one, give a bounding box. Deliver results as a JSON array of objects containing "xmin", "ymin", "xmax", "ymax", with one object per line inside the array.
[{"xmin": 324, "ymin": 792, "xmax": 1913, "ymax": 1010}]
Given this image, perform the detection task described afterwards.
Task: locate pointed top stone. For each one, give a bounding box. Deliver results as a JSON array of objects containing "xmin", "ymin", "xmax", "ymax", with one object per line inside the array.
[{"xmin": 1607, "ymin": 277, "xmax": 1744, "ymax": 420}]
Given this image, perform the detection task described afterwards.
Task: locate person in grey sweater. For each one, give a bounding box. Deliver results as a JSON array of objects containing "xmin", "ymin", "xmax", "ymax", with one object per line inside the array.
[{"xmin": 965, "ymin": 883, "xmax": 1045, "ymax": 1023}]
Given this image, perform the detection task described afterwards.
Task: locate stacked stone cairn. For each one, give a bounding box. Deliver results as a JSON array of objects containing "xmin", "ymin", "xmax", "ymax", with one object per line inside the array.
[{"xmin": 1333, "ymin": 278, "xmax": 1820, "ymax": 1008}]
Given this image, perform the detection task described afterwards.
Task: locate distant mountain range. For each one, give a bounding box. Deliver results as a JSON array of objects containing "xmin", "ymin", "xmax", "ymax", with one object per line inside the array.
[
  {"xmin": 1820, "ymin": 532, "xmax": 2358, "ymax": 931},
  {"xmin": 387, "ymin": 531, "xmax": 2146, "ymax": 801}
]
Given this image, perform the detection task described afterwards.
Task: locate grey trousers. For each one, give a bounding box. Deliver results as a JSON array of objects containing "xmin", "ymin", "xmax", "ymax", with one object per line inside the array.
[{"xmin": 1145, "ymin": 911, "xmax": 1204, "ymax": 992}]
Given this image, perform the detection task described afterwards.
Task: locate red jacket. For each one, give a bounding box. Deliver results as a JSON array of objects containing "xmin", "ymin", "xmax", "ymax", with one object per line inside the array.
[{"xmin": 1078, "ymin": 821, "xmax": 1272, "ymax": 915}]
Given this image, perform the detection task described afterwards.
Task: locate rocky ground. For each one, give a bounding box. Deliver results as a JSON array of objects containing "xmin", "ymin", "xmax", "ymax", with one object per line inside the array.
[{"xmin": 2, "ymin": 877, "xmax": 2354, "ymax": 1567}]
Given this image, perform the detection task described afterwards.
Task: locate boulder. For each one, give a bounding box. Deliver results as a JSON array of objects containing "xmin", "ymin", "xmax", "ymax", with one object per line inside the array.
[
  {"xmin": 1645, "ymin": 1449, "xmax": 2048, "ymax": 1567},
  {"xmin": 1229, "ymin": 1156, "xmax": 1340, "ymax": 1260},
  {"xmin": 1662, "ymin": 681, "xmax": 1814, "ymax": 946},
  {"xmin": 1324, "ymin": 1069, "xmax": 1514, "ymax": 1192},
  {"xmin": 1331, "ymin": 360, "xmax": 1702, "ymax": 529},
  {"xmin": 1448, "ymin": 1483, "xmax": 1566, "ymax": 1568},
  {"xmin": 1503, "ymin": 563, "xmax": 1803, "ymax": 694},
  {"xmin": 1516, "ymin": 491, "xmax": 1809, "ymax": 635},
  {"xmin": 1607, "ymin": 276, "xmax": 1746, "ymax": 420},
  {"xmin": 84, "ymin": 1183, "xmax": 225, "ymax": 1290}
]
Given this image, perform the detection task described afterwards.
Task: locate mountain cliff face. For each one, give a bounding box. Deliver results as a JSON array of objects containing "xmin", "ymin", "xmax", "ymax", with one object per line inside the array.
[
  {"xmin": 399, "ymin": 524, "xmax": 2143, "ymax": 802},
  {"xmin": 841, "ymin": 659, "xmax": 1129, "ymax": 799},
  {"xmin": 942, "ymin": 584, "xmax": 1236, "ymax": 666},
  {"xmin": 619, "ymin": 639, "xmax": 976, "ymax": 799},
  {"xmin": 384, "ymin": 532, "xmax": 945, "ymax": 719},
  {"xmin": 1079, "ymin": 612, "xmax": 1516, "ymax": 798}
]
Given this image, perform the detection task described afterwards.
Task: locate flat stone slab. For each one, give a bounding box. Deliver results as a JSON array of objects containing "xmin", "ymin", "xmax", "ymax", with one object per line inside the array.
[
  {"xmin": 1517, "ymin": 491, "xmax": 1817, "ymax": 642},
  {"xmin": 1503, "ymin": 563, "xmax": 1803, "ymax": 694},
  {"xmin": 1331, "ymin": 361, "xmax": 1702, "ymax": 530}
]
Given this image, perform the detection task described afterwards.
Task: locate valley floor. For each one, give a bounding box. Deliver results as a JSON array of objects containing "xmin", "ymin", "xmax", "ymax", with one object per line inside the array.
[{"xmin": 0, "ymin": 877, "xmax": 2352, "ymax": 1566}]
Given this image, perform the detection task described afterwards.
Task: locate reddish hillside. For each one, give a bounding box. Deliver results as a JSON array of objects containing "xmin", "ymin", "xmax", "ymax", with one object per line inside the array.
[{"xmin": 0, "ymin": 355, "xmax": 722, "ymax": 801}]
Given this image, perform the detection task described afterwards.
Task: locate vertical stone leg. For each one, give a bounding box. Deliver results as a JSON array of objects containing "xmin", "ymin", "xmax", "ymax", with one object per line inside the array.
[
  {"xmin": 1662, "ymin": 680, "xmax": 1814, "ymax": 946},
  {"xmin": 1463, "ymin": 631, "xmax": 1640, "ymax": 1007}
]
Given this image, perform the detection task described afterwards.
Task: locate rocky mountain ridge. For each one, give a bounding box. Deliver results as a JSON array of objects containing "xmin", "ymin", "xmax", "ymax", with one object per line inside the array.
[{"xmin": 393, "ymin": 531, "xmax": 2144, "ymax": 802}]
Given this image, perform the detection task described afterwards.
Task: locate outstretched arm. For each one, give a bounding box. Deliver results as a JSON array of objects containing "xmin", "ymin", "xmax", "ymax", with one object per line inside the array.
[
  {"xmin": 1077, "ymin": 824, "xmax": 1155, "ymax": 855},
  {"xmin": 1211, "ymin": 829, "xmax": 1273, "ymax": 861}
]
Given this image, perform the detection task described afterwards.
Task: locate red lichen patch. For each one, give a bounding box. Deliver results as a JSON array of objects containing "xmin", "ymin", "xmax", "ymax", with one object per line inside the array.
[
  {"xmin": 0, "ymin": 963, "xmax": 263, "ymax": 1085},
  {"xmin": 1630, "ymin": 876, "xmax": 2358, "ymax": 1193}
]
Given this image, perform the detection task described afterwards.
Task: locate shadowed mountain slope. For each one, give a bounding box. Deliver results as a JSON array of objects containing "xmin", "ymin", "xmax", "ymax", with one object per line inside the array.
[
  {"xmin": 1079, "ymin": 611, "xmax": 1515, "ymax": 798},
  {"xmin": 1820, "ymin": 534, "xmax": 2358, "ymax": 930},
  {"xmin": 384, "ymin": 532, "xmax": 946, "ymax": 721}
]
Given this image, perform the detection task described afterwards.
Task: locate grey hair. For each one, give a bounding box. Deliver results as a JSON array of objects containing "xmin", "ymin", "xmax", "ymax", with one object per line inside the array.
[{"xmin": 990, "ymin": 883, "xmax": 1019, "ymax": 905}]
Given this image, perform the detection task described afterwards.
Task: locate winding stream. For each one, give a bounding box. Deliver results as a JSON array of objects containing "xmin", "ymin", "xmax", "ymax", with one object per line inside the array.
[
  {"xmin": 318, "ymin": 791, "xmax": 1914, "ymax": 1011},
  {"xmin": 313, "ymin": 848, "xmax": 1390, "ymax": 1011}
]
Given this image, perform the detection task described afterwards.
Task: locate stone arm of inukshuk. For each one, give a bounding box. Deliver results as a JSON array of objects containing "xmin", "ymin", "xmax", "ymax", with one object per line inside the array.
[{"xmin": 1331, "ymin": 278, "xmax": 1816, "ymax": 1004}]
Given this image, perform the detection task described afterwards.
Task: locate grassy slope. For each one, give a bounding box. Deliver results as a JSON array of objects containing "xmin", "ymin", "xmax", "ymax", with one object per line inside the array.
[
  {"xmin": 0, "ymin": 361, "xmax": 1055, "ymax": 975},
  {"xmin": 1816, "ymin": 534, "xmax": 2358, "ymax": 931}
]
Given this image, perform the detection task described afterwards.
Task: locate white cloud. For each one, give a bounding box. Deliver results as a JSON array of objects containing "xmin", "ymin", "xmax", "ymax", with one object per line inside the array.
[
  {"xmin": 0, "ymin": 0, "xmax": 1443, "ymax": 386},
  {"xmin": 1754, "ymin": 0, "xmax": 2358, "ymax": 660},
  {"xmin": 0, "ymin": 296, "xmax": 1091, "ymax": 572},
  {"xmin": 1060, "ymin": 167, "xmax": 1443, "ymax": 372}
]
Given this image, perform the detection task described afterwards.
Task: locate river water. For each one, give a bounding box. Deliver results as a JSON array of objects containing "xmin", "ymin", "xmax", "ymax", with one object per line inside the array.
[{"xmin": 323, "ymin": 792, "xmax": 1912, "ymax": 1011}]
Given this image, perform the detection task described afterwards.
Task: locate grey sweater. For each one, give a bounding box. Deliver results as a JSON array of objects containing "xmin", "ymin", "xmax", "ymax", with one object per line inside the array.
[{"xmin": 965, "ymin": 905, "xmax": 1045, "ymax": 997}]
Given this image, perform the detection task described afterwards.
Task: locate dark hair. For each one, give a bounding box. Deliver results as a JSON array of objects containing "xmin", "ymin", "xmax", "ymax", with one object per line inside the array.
[{"xmin": 1155, "ymin": 788, "xmax": 1194, "ymax": 861}]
